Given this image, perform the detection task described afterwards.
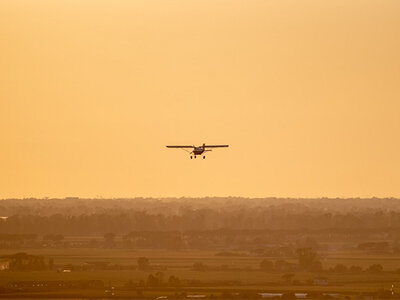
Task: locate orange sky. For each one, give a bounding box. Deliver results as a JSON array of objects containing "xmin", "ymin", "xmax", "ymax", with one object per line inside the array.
[{"xmin": 1, "ymin": 0, "xmax": 400, "ymax": 199}]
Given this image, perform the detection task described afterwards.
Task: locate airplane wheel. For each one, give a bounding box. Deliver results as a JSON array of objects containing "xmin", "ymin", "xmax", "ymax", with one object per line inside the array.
[
  {"xmin": 203, "ymin": 156, "xmax": 205, "ymax": 159},
  {"xmin": 194, "ymin": 155, "xmax": 196, "ymax": 159},
  {"xmin": 190, "ymin": 156, "xmax": 192, "ymax": 159}
]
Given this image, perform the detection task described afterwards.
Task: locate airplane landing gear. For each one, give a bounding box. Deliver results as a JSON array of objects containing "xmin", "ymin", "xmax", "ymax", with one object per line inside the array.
[
  {"xmin": 194, "ymin": 155, "xmax": 197, "ymax": 159},
  {"xmin": 190, "ymin": 156, "xmax": 192, "ymax": 159},
  {"xmin": 203, "ymin": 156, "xmax": 206, "ymax": 159}
]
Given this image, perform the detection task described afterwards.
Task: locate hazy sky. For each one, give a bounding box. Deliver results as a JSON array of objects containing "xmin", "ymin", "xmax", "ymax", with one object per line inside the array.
[{"xmin": 1, "ymin": 0, "xmax": 399, "ymax": 198}]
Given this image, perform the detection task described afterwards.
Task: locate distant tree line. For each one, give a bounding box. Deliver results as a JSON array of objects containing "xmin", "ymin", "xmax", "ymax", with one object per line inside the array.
[
  {"xmin": 2, "ymin": 197, "xmax": 400, "ymax": 217},
  {"xmin": 1, "ymin": 210, "xmax": 400, "ymax": 235},
  {"xmin": 1, "ymin": 252, "xmax": 53, "ymax": 271},
  {"xmin": 0, "ymin": 230, "xmax": 399, "ymax": 254}
]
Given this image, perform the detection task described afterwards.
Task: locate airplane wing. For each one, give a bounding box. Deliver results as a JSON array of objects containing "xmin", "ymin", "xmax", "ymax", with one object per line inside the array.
[
  {"xmin": 204, "ymin": 145, "xmax": 229, "ymax": 148},
  {"xmin": 166, "ymin": 145, "xmax": 194, "ymax": 148}
]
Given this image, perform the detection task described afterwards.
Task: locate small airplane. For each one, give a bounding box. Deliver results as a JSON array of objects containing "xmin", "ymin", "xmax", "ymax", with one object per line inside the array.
[{"xmin": 166, "ymin": 143, "xmax": 229, "ymax": 159}]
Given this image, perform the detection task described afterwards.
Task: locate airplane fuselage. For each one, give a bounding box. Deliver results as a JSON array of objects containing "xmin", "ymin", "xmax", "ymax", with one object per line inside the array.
[{"xmin": 193, "ymin": 147, "xmax": 205, "ymax": 155}]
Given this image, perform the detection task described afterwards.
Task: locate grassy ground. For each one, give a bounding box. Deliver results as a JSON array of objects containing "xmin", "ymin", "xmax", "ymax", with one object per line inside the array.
[{"xmin": 0, "ymin": 248, "xmax": 399, "ymax": 297}]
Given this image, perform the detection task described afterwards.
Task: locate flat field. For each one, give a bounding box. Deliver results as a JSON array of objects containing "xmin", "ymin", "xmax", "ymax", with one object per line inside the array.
[{"xmin": 0, "ymin": 248, "xmax": 400, "ymax": 298}]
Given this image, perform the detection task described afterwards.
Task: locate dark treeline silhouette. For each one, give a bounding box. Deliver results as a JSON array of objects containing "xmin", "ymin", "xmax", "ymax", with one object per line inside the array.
[
  {"xmin": 1, "ymin": 229, "xmax": 399, "ymax": 251},
  {"xmin": 0, "ymin": 198, "xmax": 400, "ymax": 236},
  {"xmin": 1, "ymin": 197, "xmax": 400, "ymax": 216},
  {"xmin": 1, "ymin": 252, "xmax": 48, "ymax": 271},
  {"xmin": 1, "ymin": 211, "xmax": 400, "ymax": 235}
]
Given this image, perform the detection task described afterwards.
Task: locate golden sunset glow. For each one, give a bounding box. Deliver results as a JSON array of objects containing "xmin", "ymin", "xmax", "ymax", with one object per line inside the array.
[{"xmin": 1, "ymin": 0, "xmax": 400, "ymax": 198}]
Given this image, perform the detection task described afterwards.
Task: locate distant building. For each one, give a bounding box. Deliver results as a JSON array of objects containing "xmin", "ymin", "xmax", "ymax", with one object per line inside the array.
[
  {"xmin": 313, "ymin": 276, "xmax": 329, "ymax": 286},
  {"xmin": 9, "ymin": 280, "xmax": 104, "ymax": 289},
  {"xmin": 259, "ymin": 293, "xmax": 283, "ymax": 298}
]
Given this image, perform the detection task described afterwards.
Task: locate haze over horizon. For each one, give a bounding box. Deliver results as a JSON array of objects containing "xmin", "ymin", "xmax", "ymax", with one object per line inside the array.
[{"xmin": 1, "ymin": 0, "xmax": 400, "ymax": 199}]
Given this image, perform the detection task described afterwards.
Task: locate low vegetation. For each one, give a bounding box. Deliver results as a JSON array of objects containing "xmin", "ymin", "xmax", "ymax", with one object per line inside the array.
[{"xmin": 0, "ymin": 198, "xmax": 399, "ymax": 298}]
